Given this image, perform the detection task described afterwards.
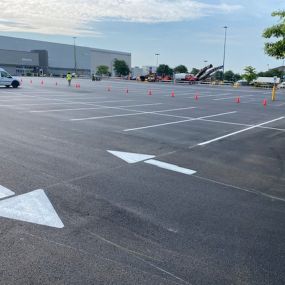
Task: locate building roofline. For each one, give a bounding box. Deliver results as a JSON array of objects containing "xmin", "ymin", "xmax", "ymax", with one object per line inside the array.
[{"xmin": 0, "ymin": 35, "xmax": 131, "ymax": 56}]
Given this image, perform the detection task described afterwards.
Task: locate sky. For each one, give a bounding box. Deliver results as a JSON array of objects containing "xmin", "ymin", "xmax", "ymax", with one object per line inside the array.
[{"xmin": 0, "ymin": 0, "xmax": 284, "ymax": 73}]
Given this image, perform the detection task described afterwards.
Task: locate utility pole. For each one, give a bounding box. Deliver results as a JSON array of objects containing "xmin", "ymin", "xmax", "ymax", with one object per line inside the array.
[
  {"xmin": 222, "ymin": 26, "xmax": 228, "ymax": 81},
  {"xmin": 155, "ymin": 53, "xmax": 160, "ymax": 68},
  {"xmin": 73, "ymin": 37, "xmax": 77, "ymax": 75}
]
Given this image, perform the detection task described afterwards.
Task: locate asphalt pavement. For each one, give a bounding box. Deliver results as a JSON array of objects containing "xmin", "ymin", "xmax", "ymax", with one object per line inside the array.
[{"xmin": 0, "ymin": 77, "xmax": 284, "ymax": 284}]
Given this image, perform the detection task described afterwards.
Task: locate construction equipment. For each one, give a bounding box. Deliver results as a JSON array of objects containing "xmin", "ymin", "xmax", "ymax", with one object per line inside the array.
[{"xmin": 175, "ymin": 64, "xmax": 223, "ymax": 83}]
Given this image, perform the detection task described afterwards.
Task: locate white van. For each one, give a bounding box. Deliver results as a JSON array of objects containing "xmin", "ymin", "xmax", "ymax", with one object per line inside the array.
[{"xmin": 0, "ymin": 68, "xmax": 20, "ymax": 88}]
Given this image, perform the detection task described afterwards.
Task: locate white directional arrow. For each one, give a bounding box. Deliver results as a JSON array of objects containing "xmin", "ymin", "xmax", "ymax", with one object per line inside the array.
[
  {"xmin": 107, "ymin": 150, "xmax": 155, "ymax": 164},
  {"xmin": 108, "ymin": 150, "xmax": 197, "ymax": 176},
  {"xmin": 0, "ymin": 189, "xmax": 64, "ymax": 228},
  {"xmin": 0, "ymin": 185, "xmax": 15, "ymax": 199}
]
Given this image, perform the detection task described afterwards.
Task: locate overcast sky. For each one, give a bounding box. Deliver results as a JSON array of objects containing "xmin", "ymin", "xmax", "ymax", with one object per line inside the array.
[{"xmin": 1, "ymin": 0, "xmax": 284, "ymax": 73}]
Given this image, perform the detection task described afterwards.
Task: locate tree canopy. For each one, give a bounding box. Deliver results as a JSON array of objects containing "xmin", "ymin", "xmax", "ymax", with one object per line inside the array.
[
  {"xmin": 224, "ymin": 70, "xmax": 235, "ymax": 81},
  {"xmin": 190, "ymin": 68, "xmax": 199, "ymax": 75},
  {"xmin": 113, "ymin": 59, "xmax": 130, "ymax": 76},
  {"xmin": 263, "ymin": 10, "xmax": 285, "ymax": 59},
  {"xmin": 243, "ymin": 66, "xmax": 257, "ymax": 83},
  {"xmin": 257, "ymin": 68, "xmax": 283, "ymax": 78},
  {"xmin": 96, "ymin": 65, "xmax": 109, "ymax": 76},
  {"xmin": 156, "ymin": 64, "xmax": 173, "ymax": 76},
  {"xmin": 173, "ymin": 65, "xmax": 188, "ymax": 73}
]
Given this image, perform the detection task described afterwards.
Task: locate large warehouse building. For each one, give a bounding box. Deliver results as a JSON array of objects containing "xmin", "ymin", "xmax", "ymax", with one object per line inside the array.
[{"xmin": 0, "ymin": 36, "xmax": 131, "ymax": 76}]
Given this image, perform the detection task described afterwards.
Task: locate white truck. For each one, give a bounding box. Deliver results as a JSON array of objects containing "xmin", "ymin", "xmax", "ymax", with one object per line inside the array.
[{"xmin": 0, "ymin": 68, "xmax": 20, "ymax": 88}]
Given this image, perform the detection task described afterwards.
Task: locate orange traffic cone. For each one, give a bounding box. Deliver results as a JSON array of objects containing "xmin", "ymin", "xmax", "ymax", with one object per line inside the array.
[
  {"xmin": 195, "ymin": 95, "xmax": 199, "ymax": 100},
  {"xmin": 263, "ymin": 99, "xmax": 267, "ymax": 107},
  {"xmin": 30, "ymin": 80, "xmax": 33, "ymax": 84},
  {"xmin": 236, "ymin": 97, "xmax": 240, "ymax": 103},
  {"xmin": 171, "ymin": 91, "xmax": 175, "ymax": 97},
  {"xmin": 148, "ymin": 90, "xmax": 152, "ymax": 96}
]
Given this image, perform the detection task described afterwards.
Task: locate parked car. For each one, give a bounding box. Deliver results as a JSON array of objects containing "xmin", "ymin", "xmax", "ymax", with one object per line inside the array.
[
  {"xmin": 0, "ymin": 68, "xmax": 20, "ymax": 88},
  {"xmin": 277, "ymin": 82, "xmax": 285, "ymax": 89}
]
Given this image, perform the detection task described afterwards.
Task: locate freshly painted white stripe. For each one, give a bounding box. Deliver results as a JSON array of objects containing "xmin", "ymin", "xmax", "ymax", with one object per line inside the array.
[
  {"xmin": 0, "ymin": 185, "xmax": 15, "ymax": 199},
  {"xmin": 183, "ymin": 93, "xmax": 232, "ymax": 99},
  {"xmin": 198, "ymin": 117, "xmax": 285, "ymax": 146},
  {"xmin": 0, "ymin": 189, "xmax": 64, "ymax": 228},
  {"xmin": 108, "ymin": 150, "xmax": 155, "ymax": 163},
  {"xmin": 213, "ymin": 95, "xmax": 254, "ymax": 101},
  {"xmin": 0, "ymin": 99, "xmax": 134, "ymax": 107},
  {"xmin": 70, "ymin": 107, "xmax": 196, "ymax": 121},
  {"xmin": 276, "ymin": 102, "xmax": 285, "ymax": 107},
  {"xmin": 200, "ymin": 118, "xmax": 285, "ymax": 132},
  {"xmin": 124, "ymin": 111, "xmax": 237, "ymax": 132},
  {"xmin": 30, "ymin": 103, "xmax": 163, "ymax": 113},
  {"xmin": 144, "ymin": 159, "xmax": 196, "ymax": 175}
]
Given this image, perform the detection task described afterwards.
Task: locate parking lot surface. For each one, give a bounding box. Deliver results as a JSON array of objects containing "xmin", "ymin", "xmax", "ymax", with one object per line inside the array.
[{"xmin": 0, "ymin": 78, "xmax": 284, "ymax": 284}]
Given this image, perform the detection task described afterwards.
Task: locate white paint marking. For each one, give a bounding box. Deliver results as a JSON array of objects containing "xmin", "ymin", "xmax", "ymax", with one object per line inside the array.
[
  {"xmin": 145, "ymin": 159, "xmax": 196, "ymax": 175},
  {"xmin": 70, "ymin": 107, "xmax": 196, "ymax": 121},
  {"xmin": 0, "ymin": 185, "xmax": 15, "ymax": 199},
  {"xmin": 198, "ymin": 117, "xmax": 285, "ymax": 146},
  {"xmin": 0, "ymin": 99, "xmax": 134, "ymax": 107},
  {"xmin": 124, "ymin": 111, "xmax": 237, "ymax": 132},
  {"xmin": 276, "ymin": 102, "xmax": 285, "ymax": 107},
  {"xmin": 30, "ymin": 103, "xmax": 163, "ymax": 113},
  {"xmin": 108, "ymin": 150, "xmax": 155, "ymax": 164},
  {"xmin": 213, "ymin": 95, "xmax": 254, "ymax": 101},
  {"xmin": 0, "ymin": 189, "xmax": 64, "ymax": 228}
]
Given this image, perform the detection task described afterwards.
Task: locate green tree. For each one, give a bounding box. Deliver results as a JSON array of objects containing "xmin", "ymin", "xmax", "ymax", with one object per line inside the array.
[
  {"xmin": 243, "ymin": 66, "xmax": 257, "ymax": 83},
  {"xmin": 224, "ymin": 70, "xmax": 235, "ymax": 81},
  {"xmin": 257, "ymin": 68, "xmax": 282, "ymax": 78},
  {"xmin": 190, "ymin": 68, "xmax": 199, "ymax": 75},
  {"xmin": 113, "ymin": 59, "xmax": 130, "ymax": 76},
  {"xmin": 96, "ymin": 65, "xmax": 109, "ymax": 76},
  {"xmin": 263, "ymin": 10, "xmax": 285, "ymax": 59},
  {"xmin": 213, "ymin": 71, "xmax": 224, "ymax": 81},
  {"xmin": 173, "ymin": 65, "xmax": 188, "ymax": 73},
  {"xmin": 233, "ymin": 73, "xmax": 242, "ymax": 81},
  {"xmin": 156, "ymin": 64, "xmax": 173, "ymax": 76}
]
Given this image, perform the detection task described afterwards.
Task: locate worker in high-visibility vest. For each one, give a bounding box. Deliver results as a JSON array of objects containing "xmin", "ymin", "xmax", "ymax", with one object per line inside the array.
[{"xmin": 66, "ymin": 72, "xmax": 72, "ymax": 87}]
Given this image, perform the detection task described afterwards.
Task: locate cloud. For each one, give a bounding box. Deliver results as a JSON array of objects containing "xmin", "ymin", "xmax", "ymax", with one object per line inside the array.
[{"xmin": 1, "ymin": 0, "xmax": 241, "ymax": 36}]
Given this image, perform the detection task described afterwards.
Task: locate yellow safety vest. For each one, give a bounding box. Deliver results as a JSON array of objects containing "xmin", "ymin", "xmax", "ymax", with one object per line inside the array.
[{"xmin": 66, "ymin": 74, "xmax": 72, "ymax": 80}]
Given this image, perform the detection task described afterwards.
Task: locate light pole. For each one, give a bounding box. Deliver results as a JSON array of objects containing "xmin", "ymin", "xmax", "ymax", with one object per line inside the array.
[
  {"xmin": 73, "ymin": 37, "xmax": 77, "ymax": 75},
  {"xmin": 281, "ymin": 58, "xmax": 285, "ymax": 80},
  {"xmin": 155, "ymin": 53, "xmax": 160, "ymax": 68},
  {"xmin": 222, "ymin": 26, "xmax": 228, "ymax": 81}
]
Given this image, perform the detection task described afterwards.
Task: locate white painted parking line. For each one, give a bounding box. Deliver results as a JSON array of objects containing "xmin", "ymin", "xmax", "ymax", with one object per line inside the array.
[
  {"xmin": 0, "ymin": 99, "xmax": 134, "ymax": 107},
  {"xmin": 213, "ymin": 95, "xmax": 254, "ymax": 101},
  {"xmin": 0, "ymin": 185, "xmax": 15, "ymax": 199},
  {"xmin": 183, "ymin": 93, "xmax": 232, "ymax": 99},
  {"xmin": 198, "ymin": 117, "xmax": 285, "ymax": 146},
  {"xmin": 276, "ymin": 102, "xmax": 285, "ymax": 107},
  {"xmin": 30, "ymin": 103, "xmax": 163, "ymax": 113},
  {"xmin": 200, "ymin": 118, "xmax": 285, "ymax": 132},
  {"xmin": 144, "ymin": 159, "xmax": 196, "ymax": 175},
  {"xmin": 70, "ymin": 107, "xmax": 196, "ymax": 121},
  {"xmin": 124, "ymin": 111, "xmax": 237, "ymax": 132}
]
